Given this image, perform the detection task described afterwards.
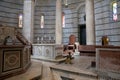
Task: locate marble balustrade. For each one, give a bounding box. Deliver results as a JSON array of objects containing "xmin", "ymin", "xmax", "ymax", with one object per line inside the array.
[{"xmin": 32, "ymin": 44, "xmax": 63, "ymax": 59}]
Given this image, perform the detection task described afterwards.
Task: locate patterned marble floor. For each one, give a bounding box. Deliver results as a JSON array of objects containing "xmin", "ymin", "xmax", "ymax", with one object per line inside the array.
[{"xmin": 6, "ymin": 55, "xmax": 97, "ymax": 80}]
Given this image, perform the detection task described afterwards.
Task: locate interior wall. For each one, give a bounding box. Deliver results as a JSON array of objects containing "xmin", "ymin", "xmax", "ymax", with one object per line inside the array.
[
  {"xmin": 95, "ymin": 0, "xmax": 120, "ymax": 46},
  {"xmin": 0, "ymin": 0, "xmax": 23, "ymax": 27},
  {"xmin": 1, "ymin": 0, "xmax": 120, "ymax": 46},
  {"xmin": 78, "ymin": 5, "xmax": 85, "ymax": 25},
  {"xmin": 34, "ymin": 0, "xmax": 56, "ymax": 43},
  {"xmin": 34, "ymin": 0, "xmax": 85, "ymax": 44},
  {"xmin": 62, "ymin": 1, "xmax": 85, "ymax": 44},
  {"xmin": 62, "ymin": 8, "xmax": 76, "ymax": 44}
]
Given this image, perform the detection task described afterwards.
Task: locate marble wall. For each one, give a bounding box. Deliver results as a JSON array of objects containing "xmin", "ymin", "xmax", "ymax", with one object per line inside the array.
[
  {"xmin": 0, "ymin": 0, "xmax": 23, "ymax": 27},
  {"xmin": 33, "ymin": 0, "xmax": 85, "ymax": 44},
  {"xmin": 1, "ymin": 0, "xmax": 120, "ymax": 46},
  {"xmin": 30, "ymin": 0, "xmax": 120, "ymax": 46},
  {"xmin": 34, "ymin": 0, "xmax": 56, "ymax": 43},
  {"xmin": 94, "ymin": 0, "xmax": 120, "ymax": 46},
  {"xmin": 62, "ymin": 1, "xmax": 85, "ymax": 44}
]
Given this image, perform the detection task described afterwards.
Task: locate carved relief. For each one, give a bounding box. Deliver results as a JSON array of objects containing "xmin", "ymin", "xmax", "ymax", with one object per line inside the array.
[
  {"xmin": 38, "ymin": 47, "xmax": 42, "ymax": 55},
  {"xmin": 0, "ymin": 25, "xmax": 31, "ymax": 78},
  {"xmin": 3, "ymin": 51, "xmax": 21, "ymax": 72},
  {"xmin": 0, "ymin": 26, "xmax": 31, "ymax": 45},
  {"xmin": 0, "ymin": 26, "xmax": 16, "ymax": 45},
  {"xmin": 46, "ymin": 49, "xmax": 49, "ymax": 55}
]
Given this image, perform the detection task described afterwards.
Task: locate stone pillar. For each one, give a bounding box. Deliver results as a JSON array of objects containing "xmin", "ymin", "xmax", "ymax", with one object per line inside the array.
[
  {"xmin": 23, "ymin": 0, "xmax": 34, "ymax": 43},
  {"xmin": 55, "ymin": 0, "xmax": 62, "ymax": 44},
  {"xmin": 85, "ymin": 0, "xmax": 95, "ymax": 45}
]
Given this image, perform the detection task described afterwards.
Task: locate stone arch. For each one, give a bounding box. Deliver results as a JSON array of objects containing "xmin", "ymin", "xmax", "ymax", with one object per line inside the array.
[
  {"xmin": 76, "ymin": 3, "xmax": 86, "ymax": 24},
  {"xmin": 76, "ymin": 3, "xmax": 85, "ymax": 11}
]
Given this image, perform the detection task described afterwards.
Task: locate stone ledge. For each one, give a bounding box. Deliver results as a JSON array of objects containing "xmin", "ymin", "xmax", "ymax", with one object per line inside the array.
[
  {"xmin": 50, "ymin": 65, "xmax": 98, "ymax": 79},
  {"xmin": 31, "ymin": 56, "xmax": 66, "ymax": 63}
]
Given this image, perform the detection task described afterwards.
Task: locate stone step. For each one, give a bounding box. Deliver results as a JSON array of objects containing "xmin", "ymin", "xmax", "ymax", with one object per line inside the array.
[
  {"xmin": 50, "ymin": 65, "xmax": 98, "ymax": 80},
  {"xmin": 31, "ymin": 56, "xmax": 66, "ymax": 63}
]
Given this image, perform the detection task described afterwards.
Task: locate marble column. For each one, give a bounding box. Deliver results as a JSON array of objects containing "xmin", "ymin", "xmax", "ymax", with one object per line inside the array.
[
  {"xmin": 23, "ymin": 0, "xmax": 34, "ymax": 43},
  {"xmin": 55, "ymin": 0, "xmax": 62, "ymax": 44},
  {"xmin": 85, "ymin": 0, "xmax": 95, "ymax": 45}
]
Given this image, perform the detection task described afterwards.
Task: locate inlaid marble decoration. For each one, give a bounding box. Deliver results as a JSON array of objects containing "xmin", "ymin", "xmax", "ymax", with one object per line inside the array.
[
  {"xmin": 0, "ymin": 27, "xmax": 16, "ymax": 45},
  {"xmin": 23, "ymin": 47, "xmax": 29, "ymax": 66},
  {"xmin": 32, "ymin": 44, "xmax": 63, "ymax": 59},
  {"xmin": 44, "ymin": 46, "xmax": 53, "ymax": 57},
  {"xmin": 46, "ymin": 49, "xmax": 49, "ymax": 55},
  {"xmin": 3, "ymin": 50, "xmax": 21, "ymax": 72},
  {"xmin": 96, "ymin": 48, "xmax": 120, "ymax": 73},
  {"xmin": 38, "ymin": 47, "xmax": 42, "ymax": 55}
]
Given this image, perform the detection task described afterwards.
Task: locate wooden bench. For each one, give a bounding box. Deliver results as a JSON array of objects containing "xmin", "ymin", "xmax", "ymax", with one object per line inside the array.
[
  {"xmin": 79, "ymin": 45, "xmax": 95, "ymax": 53},
  {"xmin": 78, "ymin": 45, "xmax": 117, "ymax": 56},
  {"xmin": 78, "ymin": 45, "xmax": 96, "ymax": 56}
]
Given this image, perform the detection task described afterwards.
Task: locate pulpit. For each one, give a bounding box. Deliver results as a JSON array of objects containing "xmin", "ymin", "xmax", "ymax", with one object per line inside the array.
[{"xmin": 0, "ymin": 26, "xmax": 31, "ymax": 79}]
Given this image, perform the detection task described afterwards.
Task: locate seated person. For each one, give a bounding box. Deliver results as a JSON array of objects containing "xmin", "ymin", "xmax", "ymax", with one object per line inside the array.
[
  {"xmin": 68, "ymin": 43, "xmax": 76, "ymax": 52},
  {"xmin": 63, "ymin": 34, "xmax": 76, "ymax": 56},
  {"xmin": 67, "ymin": 34, "xmax": 76, "ymax": 54},
  {"xmin": 63, "ymin": 44, "xmax": 76, "ymax": 57}
]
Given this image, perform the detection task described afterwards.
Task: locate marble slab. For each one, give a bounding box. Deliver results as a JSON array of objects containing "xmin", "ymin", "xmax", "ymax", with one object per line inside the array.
[
  {"xmin": 96, "ymin": 48, "xmax": 120, "ymax": 73},
  {"xmin": 32, "ymin": 44, "xmax": 63, "ymax": 60}
]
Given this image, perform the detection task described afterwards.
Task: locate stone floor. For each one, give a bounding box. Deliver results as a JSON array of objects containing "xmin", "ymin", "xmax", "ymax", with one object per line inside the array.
[
  {"xmin": 6, "ymin": 55, "xmax": 98, "ymax": 80},
  {"xmin": 5, "ymin": 61, "xmax": 42, "ymax": 80}
]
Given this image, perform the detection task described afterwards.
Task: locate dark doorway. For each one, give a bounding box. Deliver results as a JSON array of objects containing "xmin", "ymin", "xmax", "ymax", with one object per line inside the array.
[{"xmin": 78, "ymin": 24, "xmax": 86, "ymax": 45}]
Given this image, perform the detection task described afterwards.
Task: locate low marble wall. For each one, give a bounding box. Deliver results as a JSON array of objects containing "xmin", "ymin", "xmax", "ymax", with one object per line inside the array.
[
  {"xmin": 32, "ymin": 44, "xmax": 63, "ymax": 59},
  {"xmin": 96, "ymin": 48, "xmax": 120, "ymax": 73}
]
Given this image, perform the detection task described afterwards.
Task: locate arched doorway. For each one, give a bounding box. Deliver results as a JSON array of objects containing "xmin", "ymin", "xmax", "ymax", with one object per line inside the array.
[{"xmin": 78, "ymin": 24, "xmax": 86, "ymax": 45}]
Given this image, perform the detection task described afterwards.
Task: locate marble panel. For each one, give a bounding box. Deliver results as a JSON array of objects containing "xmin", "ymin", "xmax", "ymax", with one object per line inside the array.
[
  {"xmin": 96, "ymin": 48, "xmax": 120, "ymax": 73},
  {"xmin": 32, "ymin": 44, "xmax": 63, "ymax": 59},
  {"xmin": 23, "ymin": 46, "xmax": 30, "ymax": 66},
  {"xmin": 3, "ymin": 50, "xmax": 21, "ymax": 72}
]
